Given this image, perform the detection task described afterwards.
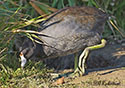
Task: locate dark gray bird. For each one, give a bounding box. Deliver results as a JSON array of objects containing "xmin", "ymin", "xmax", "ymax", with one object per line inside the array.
[{"xmin": 18, "ymin": 6, "xmax": 108, "ymax": 76}]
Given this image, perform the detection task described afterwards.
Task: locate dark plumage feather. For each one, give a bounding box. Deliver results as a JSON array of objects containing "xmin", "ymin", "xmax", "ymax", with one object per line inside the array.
[{"xmin": 18, "ymin": 6, "xmax": 108, "ymax": 60}]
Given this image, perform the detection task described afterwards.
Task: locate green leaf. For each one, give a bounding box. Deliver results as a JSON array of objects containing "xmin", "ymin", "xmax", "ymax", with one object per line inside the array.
[
  {"xmin": 68, "ymin": 0, "xmax": 76, "ymax": 6},
  {"xmin": 52, "ymin": 0, "xmax": 58, "ymax": 7},
  {"xmin": 88, "ymin": 0, "xmax": 93, "ymax": 6},
  {"xmin": 57, "ymin": 0, "xmax": 64, "ymax": 9}
]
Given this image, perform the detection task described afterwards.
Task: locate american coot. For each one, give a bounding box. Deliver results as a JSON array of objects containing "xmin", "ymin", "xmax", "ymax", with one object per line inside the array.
[{"xmin": 19, "ymin": 6, "xmax": 108, "ymax": 76}]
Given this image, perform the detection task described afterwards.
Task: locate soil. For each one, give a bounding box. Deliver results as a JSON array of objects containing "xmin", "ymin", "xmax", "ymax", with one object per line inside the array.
[
  {"xmin": 44, "ymin": 40, "xmax": 125, "ymax": 88},
  {"xmin": 58, "ymin": 67, "xmax": 125, "ymax": 88}
]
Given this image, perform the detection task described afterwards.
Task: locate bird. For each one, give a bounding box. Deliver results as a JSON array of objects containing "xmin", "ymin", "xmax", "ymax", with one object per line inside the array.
[{"xmin": 19, "ymin": 6, "xmax": 109, "ymax": 76}]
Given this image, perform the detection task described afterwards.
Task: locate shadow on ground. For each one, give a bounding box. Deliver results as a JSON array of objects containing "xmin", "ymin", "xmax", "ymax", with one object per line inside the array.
[{"xmin": 44, "ymin": 41, "xmax": 125, "ymax": 72}]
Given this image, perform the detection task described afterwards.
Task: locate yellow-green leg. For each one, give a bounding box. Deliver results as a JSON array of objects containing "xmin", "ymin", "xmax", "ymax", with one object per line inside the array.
[
  {"xmin": 74, "ymin": 39, "xmax": 106, "ymax": 76},
  {"xmin": 74, "ymin": 53, "xmax": 78, "ymax": 70}
]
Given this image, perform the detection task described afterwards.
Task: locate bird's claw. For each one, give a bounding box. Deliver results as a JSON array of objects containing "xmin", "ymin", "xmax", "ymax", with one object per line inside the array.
[{"xmin": 69, "ymin": 67, "xmax": 85, "ymax": 77}]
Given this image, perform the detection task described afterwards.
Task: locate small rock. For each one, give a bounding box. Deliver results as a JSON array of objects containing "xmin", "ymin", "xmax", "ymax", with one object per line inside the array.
[{"xmin": 53, "ymin": 76, "xmax": 65, "ymax": 85}]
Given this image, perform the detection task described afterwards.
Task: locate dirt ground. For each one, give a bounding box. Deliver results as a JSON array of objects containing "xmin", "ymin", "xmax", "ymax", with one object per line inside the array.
[
  {"xmin": 44, "ymin": 40, "xmax": 125, "ymax": 88},
  {"xmin": 49, "ymin": 67, "xmax": 124, "ymax": 88}
]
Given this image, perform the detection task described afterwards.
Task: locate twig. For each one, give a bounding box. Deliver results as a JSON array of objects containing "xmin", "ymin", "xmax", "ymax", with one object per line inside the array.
[
  {"xmin": 109, "ymin": 20, "xmax": 125, "ymax": 37},
  {"xmin": 12, "ymin": 29, "xmax": 55, "ymax": 38},
  {"xmin": 0, "ymin": 48, "xmax": 7, "ymax": 55}
]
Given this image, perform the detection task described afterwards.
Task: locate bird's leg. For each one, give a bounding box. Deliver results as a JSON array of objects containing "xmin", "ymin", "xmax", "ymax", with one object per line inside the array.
[
  {"xmin": 73, "ymin": 39, "xmax": 106, "ymax": 76},
  {"xmin": 73, "ymin": 48, "xmax": 89, "ymax": 76},
  {"xmin": 74, "ymin": 53, "xmax": 78, "ymax": 70},
  {"xmin": 82, "ymin": 39, "xmax": 106, "ymax": 73},
  {"xmin": 81, "ymin": 48, "xmax": 89, "ymax": 74}
]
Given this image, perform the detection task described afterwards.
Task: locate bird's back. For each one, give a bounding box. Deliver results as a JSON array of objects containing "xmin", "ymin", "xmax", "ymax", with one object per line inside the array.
[{"xmin": 39, "ymin": 6, "xmax": 108, "ymax": 58}]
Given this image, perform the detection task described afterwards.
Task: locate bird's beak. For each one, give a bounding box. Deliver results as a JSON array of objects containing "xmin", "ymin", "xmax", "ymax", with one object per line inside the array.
[{"xmin": 19, "ymin": 52, "xmax": 27, "ymax": 68}]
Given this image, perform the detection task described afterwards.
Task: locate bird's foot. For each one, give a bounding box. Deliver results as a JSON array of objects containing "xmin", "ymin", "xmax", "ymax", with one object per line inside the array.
[{"xmin": 69, "ymin": 67, "xmax": 85, "ymax": 77}]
